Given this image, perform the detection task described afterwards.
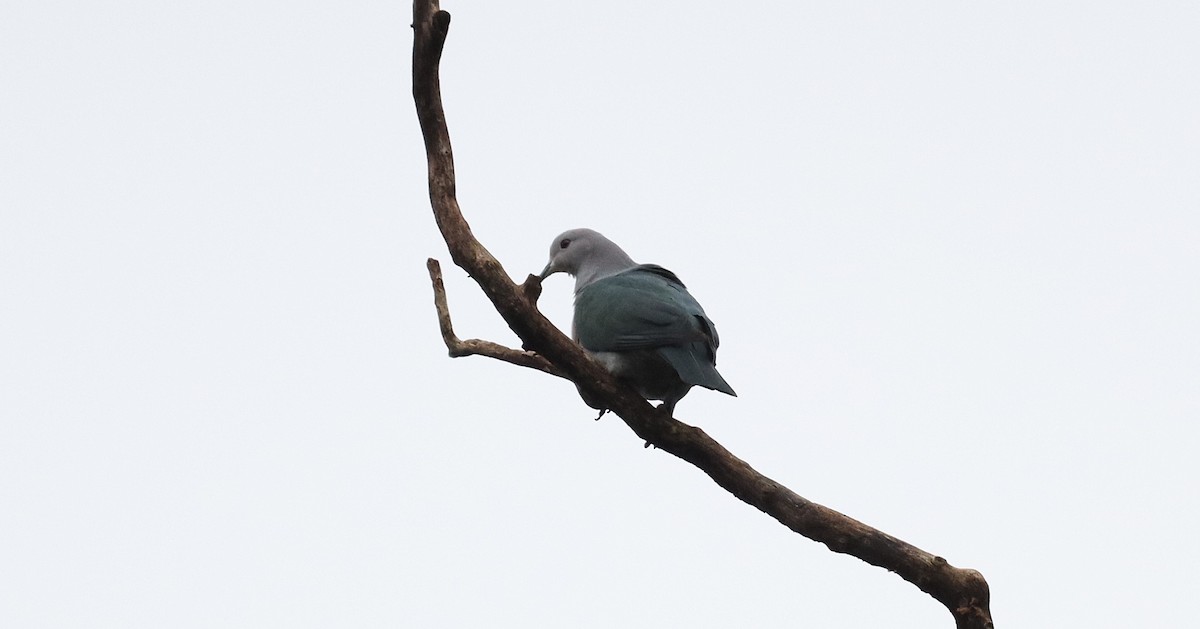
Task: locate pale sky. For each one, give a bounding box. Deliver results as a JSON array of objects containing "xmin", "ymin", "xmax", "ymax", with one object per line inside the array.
[{"xmin": 2, "ymin": 2, "xmax": 1198, "ymax": 627}]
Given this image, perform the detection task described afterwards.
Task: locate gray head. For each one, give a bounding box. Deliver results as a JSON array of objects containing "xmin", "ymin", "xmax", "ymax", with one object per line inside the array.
[{"xmin": 540, "ymin": 228, "xmax": 637, "ymax": 292}]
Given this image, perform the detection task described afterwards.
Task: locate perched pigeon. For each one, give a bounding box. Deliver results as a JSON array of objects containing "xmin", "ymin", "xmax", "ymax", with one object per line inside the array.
[{"xmin": 539, "ymin": 228, "xmax": 736, "ymax": 416}]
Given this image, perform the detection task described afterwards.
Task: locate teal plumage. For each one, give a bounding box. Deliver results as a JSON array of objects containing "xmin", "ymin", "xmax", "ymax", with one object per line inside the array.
[{"xmin": 540, "ymin": 229, "xmax": 736, "ymax": 416}]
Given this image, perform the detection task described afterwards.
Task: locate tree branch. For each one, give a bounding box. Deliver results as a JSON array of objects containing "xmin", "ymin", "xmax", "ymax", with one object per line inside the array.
[
  {"xmin": 411, "ymin": 3, "xmax": 992, "ymax": 627},
  {"xmin": 427, "ymin": 257, "xmax": 564, "ymax": 377}
]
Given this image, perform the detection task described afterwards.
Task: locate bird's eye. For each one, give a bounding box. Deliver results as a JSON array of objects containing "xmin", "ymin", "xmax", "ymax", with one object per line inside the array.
[{"xmin": 559, "ymin": 238, "xmax": 571, "ymax": 249}]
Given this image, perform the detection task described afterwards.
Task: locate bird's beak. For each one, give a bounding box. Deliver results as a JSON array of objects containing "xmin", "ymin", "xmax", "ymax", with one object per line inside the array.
[{"xmin": 539, "ymin": 262, "xmax": 555, "ymax": 280}]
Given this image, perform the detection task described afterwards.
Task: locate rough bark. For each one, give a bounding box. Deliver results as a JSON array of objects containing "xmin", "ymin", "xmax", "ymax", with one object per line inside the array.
[{"xmin": 411, "ymin": 3, "xmax": 993, "ymax": 627}]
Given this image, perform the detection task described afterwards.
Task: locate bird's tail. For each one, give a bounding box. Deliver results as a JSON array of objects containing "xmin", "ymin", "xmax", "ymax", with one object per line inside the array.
[{"xmin": 659, "ymin": 344, "xmax": 737, "ymax": 397}]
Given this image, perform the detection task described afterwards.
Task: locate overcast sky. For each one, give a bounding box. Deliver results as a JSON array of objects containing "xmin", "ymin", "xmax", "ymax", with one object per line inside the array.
[{"xmin": 3, "ymin": 2, "xmax": 1198, "ymax": 627}]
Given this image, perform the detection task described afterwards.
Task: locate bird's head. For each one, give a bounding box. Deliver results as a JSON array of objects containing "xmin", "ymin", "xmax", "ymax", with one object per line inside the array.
[
  {"xmin": 540, "ymin": 228, "xmax": 603, "ymax": 279},
  {"xmin": 539, "ymin": 228, "xmax": 637, "ymax": 292}
]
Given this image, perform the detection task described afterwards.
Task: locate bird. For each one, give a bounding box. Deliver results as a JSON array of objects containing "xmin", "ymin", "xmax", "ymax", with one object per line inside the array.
[{"xmin": 539, "ymin": 228, "xmax": 736, "ymax": 417}]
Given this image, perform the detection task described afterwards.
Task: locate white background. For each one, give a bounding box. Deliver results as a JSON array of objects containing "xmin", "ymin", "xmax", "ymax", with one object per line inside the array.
[{"xmin": 3, "ymin": 2, "xmax": 1198, "ymax": 627}]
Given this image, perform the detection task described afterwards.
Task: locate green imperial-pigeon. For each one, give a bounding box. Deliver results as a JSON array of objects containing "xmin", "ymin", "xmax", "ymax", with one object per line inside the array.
[{"xmin": 539, "ymin": 228, "xmax": 736, "ymax": 416}]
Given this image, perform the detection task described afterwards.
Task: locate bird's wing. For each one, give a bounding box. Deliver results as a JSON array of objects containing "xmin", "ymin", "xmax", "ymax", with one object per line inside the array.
[{"xmin": 573, "ymin": 266, "xmax": 711, "ymax": 352}]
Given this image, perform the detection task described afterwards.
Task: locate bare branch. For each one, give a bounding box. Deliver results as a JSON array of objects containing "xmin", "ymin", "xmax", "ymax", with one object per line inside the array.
[
  {"xmin": 427, "ymin": 258, "xmax": 564, "ymax": 377},
  {"xmin": 412, "ymin": 2, "xmax": 992, "ymax": 627}
]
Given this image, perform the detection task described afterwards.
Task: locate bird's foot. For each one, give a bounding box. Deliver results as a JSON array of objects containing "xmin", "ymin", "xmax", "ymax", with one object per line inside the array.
[{"xmin": 594, "ymin": 408, "xmax": 608, "ymax": 421}]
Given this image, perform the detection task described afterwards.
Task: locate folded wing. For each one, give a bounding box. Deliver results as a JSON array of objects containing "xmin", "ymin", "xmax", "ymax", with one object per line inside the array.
[{"xmin": 574, "ymin": 265, "xmax": 735, "ymax": 396}]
